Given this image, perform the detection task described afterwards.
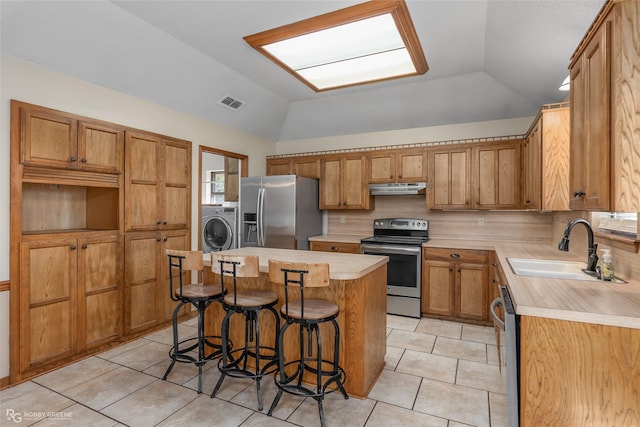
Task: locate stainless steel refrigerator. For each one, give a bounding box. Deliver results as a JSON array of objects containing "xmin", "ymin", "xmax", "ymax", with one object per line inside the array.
[{"xmin": 239, "ymin": 175, "xmax": 323, "ymax": 250}]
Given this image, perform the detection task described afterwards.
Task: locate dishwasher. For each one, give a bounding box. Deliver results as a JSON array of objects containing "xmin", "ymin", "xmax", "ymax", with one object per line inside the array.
[{"xmin": 491, "ymin": 285, "xmax": 520, "ymax": 427}]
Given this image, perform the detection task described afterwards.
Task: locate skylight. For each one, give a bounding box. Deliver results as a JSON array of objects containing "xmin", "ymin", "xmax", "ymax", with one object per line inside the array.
[{"xmin": 244, "ymin": 0, "xmax": 428, "ymax": 92}]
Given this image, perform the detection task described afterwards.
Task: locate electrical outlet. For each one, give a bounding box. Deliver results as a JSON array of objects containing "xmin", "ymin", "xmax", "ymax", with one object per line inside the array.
[
  {"xmin": 340, "ymin": 215, "xmax": 346, "ymax": 224},
  {"xmin": 478, "ymin": 217, "xmax": 485, "ymax": 226}
]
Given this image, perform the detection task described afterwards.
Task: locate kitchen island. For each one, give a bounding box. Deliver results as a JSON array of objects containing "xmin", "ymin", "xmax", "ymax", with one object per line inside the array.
[{"xmin": 203, "ymin": 247, "xmax": 388, "ymax": 398}]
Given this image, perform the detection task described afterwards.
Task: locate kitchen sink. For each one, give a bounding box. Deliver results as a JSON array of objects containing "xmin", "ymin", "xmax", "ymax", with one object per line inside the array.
[{"xmin": 507, "ymin": 257, "xmax": 601, "ymax": 281}]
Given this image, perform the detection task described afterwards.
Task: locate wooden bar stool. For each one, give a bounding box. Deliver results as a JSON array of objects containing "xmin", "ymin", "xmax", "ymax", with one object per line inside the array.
[
  {"xmin": 267, "ymin": 260, "xmax": 348, "ymax": 427},
  {"xmin": 164, "ymin": 249, "xmax": 225, "ymax": 394},
  {"xmin": 210, "ymin": 254, "xmax": 280, "ymax": 411}
]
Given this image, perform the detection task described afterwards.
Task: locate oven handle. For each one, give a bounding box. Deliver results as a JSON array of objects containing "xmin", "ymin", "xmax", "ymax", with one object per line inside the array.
[{"xmin": 361, "ymin": 244, "xmax": 421, "ymax": 256}]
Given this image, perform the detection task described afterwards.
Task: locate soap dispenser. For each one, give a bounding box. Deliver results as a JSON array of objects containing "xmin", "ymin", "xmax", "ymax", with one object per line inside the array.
[{"xmin": 601, "ymin": 249, "xmax": 614, "ymax": 281}]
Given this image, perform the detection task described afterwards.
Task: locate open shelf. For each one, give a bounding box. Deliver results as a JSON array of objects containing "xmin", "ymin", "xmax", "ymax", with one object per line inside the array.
[{"xmin": 22, "ymin": 183, "xmax": 119, "ymax": 234}]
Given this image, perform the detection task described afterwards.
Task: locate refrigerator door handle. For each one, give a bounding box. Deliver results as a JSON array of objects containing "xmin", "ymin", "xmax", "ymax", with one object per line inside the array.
[{"xmin": 257, "ymin": 187, "xmax": 265, "ymax": 246}]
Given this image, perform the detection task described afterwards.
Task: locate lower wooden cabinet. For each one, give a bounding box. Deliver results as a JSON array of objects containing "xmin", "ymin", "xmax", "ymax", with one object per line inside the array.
[
  {"xmin": 422, "ymin": 248, "xmax": 490, "ymax": 323},
  {"xmin": 18, "ymin": 233, "xmax": 122, "ymax": 373},
  {"xmin": 310, "ymin": 240, "xmax": 361, "ymax": 254},
  {"xmin": 124, "ymin": 229, "xmax": 189, "ymax": 334}
]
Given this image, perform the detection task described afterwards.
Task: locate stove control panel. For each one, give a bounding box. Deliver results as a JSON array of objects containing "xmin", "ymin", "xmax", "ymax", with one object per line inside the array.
[{"xmin": 373, "ymin": 218, "xmax": 429, "ymax": 231}]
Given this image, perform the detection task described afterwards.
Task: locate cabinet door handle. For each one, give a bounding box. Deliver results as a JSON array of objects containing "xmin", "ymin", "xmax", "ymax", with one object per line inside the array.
[
  {"xmin": 81, "ymin": 244, "xmax": 88, "ymax": 249},
  {"xmin": 162, "ymin": 221, "xmax": 168, "ymax": 225},
  {"xmin": 450, "ymin": 253, "xmax": 460, "ymax": 258},
  {"xmin": 331, "ymin": 246, "xmax": 339, "ymax": 251},
  {"xmin": 492, "ymin": 262, "xmax": 497, "ymax": 267},
  {"xmin": 70, "ymin": 157, "xmax": 77, "ymax": 162},
  {"xmin": 573, "ymin": 191, "xmax": 586, "ymax": 198},
  {"xmin": 70, "ymin": 245, "xmax": 77, "ymax": 250},
  {"xmin": 163, "ymin": 237, "xmax": 168, "ymax": 242},
  {"xmin": 156, "ymin": 237, "xmax": 162, "ymax": 242},
  {"xmin": 525, "ymin": 200, "xmax": 531, "ymax": 203},
  {"xmin": 398, "ymin": 175, "xmax": 402, "ymax": 179},
  {"xmin": 457, "ymin": 269, "xmax": 461, "ymax": 272},
  {"xmin": 449, "ymin": 268, "xmax": 453, "ymax": 272},
  {"xmin": 156, "ymin": 220, "xmax": 162, "ymax": 225},
  {"xmin": 81, "ymin": 158, "xmax": 88, "ymax": 163}
]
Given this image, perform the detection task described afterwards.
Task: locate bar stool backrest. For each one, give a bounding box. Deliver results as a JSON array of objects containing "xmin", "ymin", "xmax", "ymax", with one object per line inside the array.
[
  {"xmin": 166, "ymin": 249, "xmax": 204, "ymax": 302},
  {"xmin": 211, "ymin": 254, "xmax": 260, "ymax": 305},
  {"xmin": 268, "ymin": 260, "xmax": 330, "ymax": 320}
]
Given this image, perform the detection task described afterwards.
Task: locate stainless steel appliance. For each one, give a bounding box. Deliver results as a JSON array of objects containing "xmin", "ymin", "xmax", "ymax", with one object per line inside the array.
[
  {"xmin": 202, "ymin": 206, "xmax": 237, "ymax": 253},
  {"xmin": 491, "ymin": 285, "xmax": 519, "ymax": 427},
  {"xmin": 239, "ymin": 175, "xmax": 322, "ymax": 250},
  {"xmin": 360, "ymin": 218, "xmax": 429, "ymax": 318}
]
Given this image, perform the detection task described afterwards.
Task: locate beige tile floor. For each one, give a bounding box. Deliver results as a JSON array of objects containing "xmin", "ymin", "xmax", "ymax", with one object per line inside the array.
[{"xmin": 1, "ymin": 315, "xmax": 506, "ymax": 426}]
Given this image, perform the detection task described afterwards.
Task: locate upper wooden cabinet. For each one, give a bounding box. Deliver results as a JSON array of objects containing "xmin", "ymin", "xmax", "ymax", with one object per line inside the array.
[
  {"xmin": 473, "ymin": 140, "xmax": 522, "ymax": 210},
  {"xmin": 427, "ymin": 146, "xmax": 472, "ymax": 209},
  {"xmin": 224, "ymin": 156, "xmax": 239, "ymax": 202},
  {"xmin": 18, "ymin": 102, "xmax": 124, "ymax": 173},
  {"xmin": 569, "ymin": 0, "xmax": 640, "ymax": 211},
  {"xmin": 522, "ymin": 104, "xmax": 570, "ymax": 211},
  {"xmin": 266, "ymin": 156, "xmax": 320, "ymax": 179},
  {"xmin": 320, "ymin": 154, "xmax": 372, "ymax": 210},
  {"xmin": 124, "ymin": 131, "xmax": 191, "ymax": 231},
  {"xmin": 368, "ymin": 149, "xmax": 426, "ymax": 183}
]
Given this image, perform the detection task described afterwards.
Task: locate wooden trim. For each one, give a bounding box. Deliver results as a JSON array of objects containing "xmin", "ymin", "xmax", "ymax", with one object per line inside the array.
[
  {"xmin": 594, "ymin": 231, "xmax": 640, "ymax": 253},
  {"xmin": 266, "ymin": 134, "xmax": 527, "ymax": 160},
  {"xmin": 0, "ymin": 376, "xmax": 9, "ymax": 390},
  {"xmin": 569, "ymin": 0, "xmax": 616, "ymax": 67},
  {"xmin": 0, "ymin": 280, "xmax": 8, "ymax": 292}
]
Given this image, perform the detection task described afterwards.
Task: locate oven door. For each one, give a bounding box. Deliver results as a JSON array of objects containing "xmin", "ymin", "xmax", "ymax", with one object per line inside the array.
[{"xmin": 361, "ymin": 243, "xmax": 421, "ymax": 298}]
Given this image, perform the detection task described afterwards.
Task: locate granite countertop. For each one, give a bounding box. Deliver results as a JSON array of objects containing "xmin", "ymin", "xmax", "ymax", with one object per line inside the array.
[
  {"xmin": 204, "ymin": 247, "xmax": 387, "ymax": 281},
  {"xmin": 424, "ymin": 239, "xmax": 640, "ymax": 329},
  {"xmin": 308, "ymin": 234, "xmax": 370, "ymax": 244}
]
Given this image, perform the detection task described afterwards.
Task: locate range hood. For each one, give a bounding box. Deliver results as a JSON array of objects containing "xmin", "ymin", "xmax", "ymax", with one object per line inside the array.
[{"xmin": 369, "ymin": 182, "xmax": 427, "ymax": 196}]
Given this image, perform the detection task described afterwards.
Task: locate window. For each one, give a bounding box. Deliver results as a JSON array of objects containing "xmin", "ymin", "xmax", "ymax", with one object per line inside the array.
[
  {"xmin": 205, "ymin": 170, "xmax": 225, "ymax": 205},
  {"xmin": 591, "ymin": 212, "xmax": 638, "ymax": 238}
]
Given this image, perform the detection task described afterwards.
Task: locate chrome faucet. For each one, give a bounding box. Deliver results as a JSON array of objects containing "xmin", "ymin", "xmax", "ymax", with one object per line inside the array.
[{"xmin": 557, "ymin": 219, "xmax": 599, "ymax": 274}]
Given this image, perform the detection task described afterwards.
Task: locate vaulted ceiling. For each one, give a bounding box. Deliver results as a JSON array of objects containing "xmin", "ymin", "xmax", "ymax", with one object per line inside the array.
[{"xmin": 1, "ymin": 0, "xmax": 604, "ymax": 142}]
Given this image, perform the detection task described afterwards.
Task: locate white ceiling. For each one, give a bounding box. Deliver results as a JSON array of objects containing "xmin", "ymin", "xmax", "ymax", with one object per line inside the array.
[{"xmin": 1, "ymin": 0, "xmax": 604, "ymax": 142}]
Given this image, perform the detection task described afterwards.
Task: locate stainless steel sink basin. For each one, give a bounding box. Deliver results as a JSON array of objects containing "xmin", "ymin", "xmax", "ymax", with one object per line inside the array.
[{"xmin": 507, "ymin": 257, "xmax": 599, "ymax": 281}]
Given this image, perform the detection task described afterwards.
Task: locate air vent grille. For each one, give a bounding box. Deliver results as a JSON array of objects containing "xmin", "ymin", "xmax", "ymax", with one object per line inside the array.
[{"xmin": 218, "ymin": 95, "xmax": 245, "ymax": 110}]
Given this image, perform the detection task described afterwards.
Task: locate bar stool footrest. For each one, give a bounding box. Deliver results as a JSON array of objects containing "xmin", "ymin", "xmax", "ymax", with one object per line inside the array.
[{"xmin": 273, "ymin": 359, "xmax": 348, "ymax": 398}]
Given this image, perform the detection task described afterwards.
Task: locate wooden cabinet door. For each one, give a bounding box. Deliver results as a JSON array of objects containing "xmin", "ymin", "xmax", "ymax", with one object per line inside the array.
[
  {"xmin": 523, "ymin": 119, "xmax": 542, "ymax": 209},
  {"xmin": 224, "ymin": 156, "xmax": 239, "ymax": 202},
  {"xmin": 163, "ymin": 139, "xmax": 191, "ymax": 229},
  {"xmin": 570, "ymin": 21, "xmax": 611, "ymax": 211},
  {"xmin": 21, "ymin": 107, "xmax": 78, "ymax": 169},
  {"xmin": 19, "ymin": 239, "xmax": 77, "ymax": 370},
  {"xmin": 320, "ymin": 157, "xmax": 342, "ymax": 209},
  {"xmin": 428, "ymin": 147, "xmax": 471, "ymax": 209},
  {"xmin": 125, "ymin": 132, "xmax": 161, "ymax": 231},
  {"xmin": 474, "ymin": 142, "xmax": 521, "ymax": 209},
  {"xmin": 397, "ymin": 150, "xmax": 426, "ymax": 182},
  {"xmin": 78, "ymin": 120, "xmax": 124, "ymax": 173},
  {"xmin": 422, "ymin": 259, "xmax": 455, "ymax": 316},
  {"xmin": 77, "ymin": 235, "xmax": 122, "ymax": 350},
  {"xmin": 342, "ymin": 155, "xmax": 370, "ymax": 209},
  {"xmin": 293, "ymin": 157, "xmax": 320, "ymax": 179},
  {"xmin": 455, "ymin": 262, "xmax": 488, "ymax": 321},
  {"xmin": 157, "ymin": 230, "xmax": 190, "ymax": 324},
  {"xmin": 266, "ymin": 158, "xmax": 292, "ymax": 176},
  {"xmin": 125, "ymin": 232, "xmax": 159, "ymax": 333},
  {"xmin": 369, "ymin": 152, "xmax": 396, "ymax": 183}
]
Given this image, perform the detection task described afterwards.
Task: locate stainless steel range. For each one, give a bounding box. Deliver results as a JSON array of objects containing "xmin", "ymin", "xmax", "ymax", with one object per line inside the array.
[{"xmin": 360, "ymin": 218, "xmax": 429, "ymax": 318}]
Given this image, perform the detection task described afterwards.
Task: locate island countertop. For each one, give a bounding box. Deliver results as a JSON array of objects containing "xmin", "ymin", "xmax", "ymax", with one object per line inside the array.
[
  {"xmin": 204, "ymin": 246, "xmax": 388, "ymax": 280},
  {"xmin": 424, "ymin": 239, "xmax": 640, "ymax": 329}
]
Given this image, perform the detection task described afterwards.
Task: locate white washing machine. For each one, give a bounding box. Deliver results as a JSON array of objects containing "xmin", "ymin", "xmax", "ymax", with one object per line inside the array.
[{"xmin": 202, "ymin": 206, "xmax": 237, "ymax": 253}]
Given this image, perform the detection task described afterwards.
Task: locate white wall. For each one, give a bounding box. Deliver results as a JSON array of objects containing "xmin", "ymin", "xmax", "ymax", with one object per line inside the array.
[
  {"xmin": 276, "ymin": 115, "xmax": 534, "ymax": 154},
  {"xmin": 0, "ymin": 55, "xmax": 276, "ymax": 378}
]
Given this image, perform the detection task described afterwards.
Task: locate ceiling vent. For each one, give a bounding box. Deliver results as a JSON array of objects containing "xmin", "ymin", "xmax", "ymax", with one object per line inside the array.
[{"xmin": 218, "ymin": 95, "xmax": 245, "ymax": 111}]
